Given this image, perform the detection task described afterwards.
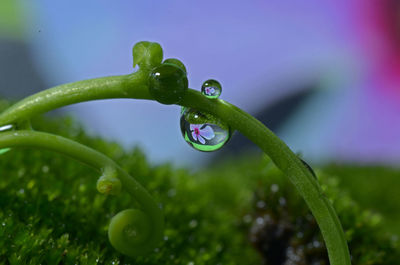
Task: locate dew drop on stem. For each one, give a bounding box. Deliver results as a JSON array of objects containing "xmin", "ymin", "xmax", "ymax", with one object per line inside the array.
[
  {"xmin": 299, "ymin": 158, "xmax": 317, "ymax": 179},
  {"xmin": 180, "ymin": 107, "xmax": 231, "ymax": 152},
  {"xmin": 201, "ymin": 79, "xmax": 222, "ymax": 99}
]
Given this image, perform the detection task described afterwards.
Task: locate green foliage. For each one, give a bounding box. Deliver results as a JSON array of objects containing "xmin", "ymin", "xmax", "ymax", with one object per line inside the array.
[
  {"xmin": 0, "ymin": 99, "xmax": 399, "ymax": 264},
  {"xmin": 213, "ymin": 157, "xmax": 400, "ymax": 264},
  {"xmin": 324, "ymin": 165, "xmax": 400, "ymax": 236},
  {"xmin": 0, "ymin": 99, "xmax": 259, "ymax": 264},
  {"xmin": 132, "ymin": 41, "xmax": 163, "ymax": 69}
]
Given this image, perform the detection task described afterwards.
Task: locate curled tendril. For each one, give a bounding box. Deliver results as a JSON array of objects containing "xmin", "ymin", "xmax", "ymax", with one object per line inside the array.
[{"xmin": 109, "ymin": 209, "xmax": 153, "ymax": 256}]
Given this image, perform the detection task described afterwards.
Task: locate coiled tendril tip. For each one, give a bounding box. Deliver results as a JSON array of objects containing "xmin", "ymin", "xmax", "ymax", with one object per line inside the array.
[{"xmin": 108, "ymin": 209, "xmax": 154, "ymax": 257}]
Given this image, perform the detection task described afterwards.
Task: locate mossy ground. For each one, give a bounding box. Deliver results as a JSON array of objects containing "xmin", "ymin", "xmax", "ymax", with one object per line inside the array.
[{"xmin": 0, "ymin": 99, "xmax": 399, "ymax": 264}]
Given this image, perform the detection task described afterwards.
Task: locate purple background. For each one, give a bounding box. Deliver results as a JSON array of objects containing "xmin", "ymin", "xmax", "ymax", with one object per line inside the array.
[{"xmin": 1, "ymin": 0, "xmax": 399, "ymax": 167}]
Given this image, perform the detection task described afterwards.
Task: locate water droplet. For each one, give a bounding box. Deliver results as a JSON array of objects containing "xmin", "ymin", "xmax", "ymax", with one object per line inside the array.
[
  {"xmin": 256, "ymin": 200, "xmax": 266, "ymax": 209},
  {"xmin": 188, "ymin": 219, "xmax": 198, "ymax": 228},
  {"xmin": 180, "ymin": 108, "xmax": 231, "ymax": 152},
  {"xmin": 149, "ymin": 64, "xmax": 188, "ymax": 105},
  {"xmin": 201, "ymin": 79, "xmax": 222, "ymax": 99},
  {"xmin": 300, "ymin": 158, "xmax": 317, "ymax": 178},
  {"xmin": 42, "ymin": 165, "xmax": 49, "ymax": 173},
  {"xmin": 163, "ymin": 58, "xmax": 187, "ymax": 73},
  {"xmin": 270, "ymin": 184, "xmax": 279, "ymax": 193},
  {"xmin": 313, "ymin": 240, "xmax": 321, "ymax": 248},
  {"xmin": 256, "ymin": 217, "xmax": 264, "ymax": 225}
]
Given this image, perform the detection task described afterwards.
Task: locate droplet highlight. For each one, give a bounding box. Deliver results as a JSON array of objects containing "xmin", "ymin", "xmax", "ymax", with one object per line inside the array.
[
  {"xmin": 180, "ymin": 107, "xmax": 231, "ymax": 152},
  {"xmin": 0, "ymin": 124, "xmax": 14, "ymax": 155},
  {"xmin": 201, "ymin": 79, "xmax": 222, "ymax": 99}
]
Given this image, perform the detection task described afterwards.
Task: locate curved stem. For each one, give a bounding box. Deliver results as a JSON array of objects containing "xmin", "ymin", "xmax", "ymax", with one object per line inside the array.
[
  {"xmin": 0, "ymin": 71, "xmax": 152, "ymax": 126},
  {"xmin": 0, "ymin": 72, "xmax": 350, "ymax": 264},
  {"xmin": 183, "ymin": 90, "xmax": 351, "ymax": 265},
  {"xmin": 0, "ymin": 130, "xmax": 164, "ymax": 252}
]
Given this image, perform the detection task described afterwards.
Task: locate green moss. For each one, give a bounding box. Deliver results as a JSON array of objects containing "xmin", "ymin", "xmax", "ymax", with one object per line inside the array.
[
  {"xmin": 212, "ymin": 156, "xmax": 400, "ymax": 264},
  {"xmin": 323, "ymin": 165, "xmax": 400, "ymax": 236},
  {"xmin": 0, "ymin": 99, "xmax": 399, "ymax": 264},
  {"xmin": 0, "ymin": 99, "xmax": 260, "ymax": 264}
]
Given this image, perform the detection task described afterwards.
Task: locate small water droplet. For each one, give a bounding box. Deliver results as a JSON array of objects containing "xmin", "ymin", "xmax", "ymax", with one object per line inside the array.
[
  {"xmin": 42, "ymin": 165, "xmax": 49, "ymax": 173},
  {"xmin": 300, "ymin": 158, "xmax": 317, "ymax": 178},
  {"xmin": 189, "ymin": 219, "xmax": 198, "ymax": 228},
  {"xmin": 256, "ymin": 217, "xmax": 264, "ymax": 225},
  {"xmin": 180, "ymin": 108, "xmax": 231, "ymax": 152},
  {"xmin": 256, "ymin": 200, "xmax": 266, "ymax": 209},
  {"xmin": 270, "ymin": 184, "xmax": 279, "ymax": 193},
  {"xmin": 279, "ymin": 197, "xmax": 286, "ymax": 206},
  {"xmin": 201, "ymin": 79, "xmax": 222, "ymax": 99},
  {"xmin": 313, "ymin": 240, "xmax": 321, "ymax": 248}
]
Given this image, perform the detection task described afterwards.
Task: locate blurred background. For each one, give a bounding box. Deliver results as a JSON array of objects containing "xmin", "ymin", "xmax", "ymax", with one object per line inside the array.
[{"xmin": 1, "ymin": 0, "xmax": 399, "ymax": 168}]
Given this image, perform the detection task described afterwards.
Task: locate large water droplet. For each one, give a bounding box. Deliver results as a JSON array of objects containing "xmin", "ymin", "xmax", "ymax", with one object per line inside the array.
[
  {"xmin": 149, "ymin": 64, "xmax": 188, "ymax": 105},
  {"xmin": 0, "ymin": 124, "xmax": 14, "ymax": 155},
  {"xmin": 201, "ymin": 79, "xmax": 222, "ymax": 99},
  {"xmin": 180, "ymin": 107, "xmax": 231, "ymax": 152}
]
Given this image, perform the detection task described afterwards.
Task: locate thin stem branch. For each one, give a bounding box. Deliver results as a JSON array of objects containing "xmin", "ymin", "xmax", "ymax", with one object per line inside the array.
[{"xmin": 0, "ymin": 71, "xmax": 151, "ymax": 126}]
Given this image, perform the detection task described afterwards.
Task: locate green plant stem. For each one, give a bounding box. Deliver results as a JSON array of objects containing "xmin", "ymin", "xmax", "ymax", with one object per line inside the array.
[
  {"xmin": 0, "ymin": 69, "xmax": 350, "ymax": 264},
  {"xmin": 183, "ymin": 91, "xmax": 351, "ymax": 265},
  {"xmin": 0, "ymin": 130, "xmax": 164, "ymax": 255},
  {"xmin": 0, "ymin": 72, "xmax": 151, "ymax": 126}
]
